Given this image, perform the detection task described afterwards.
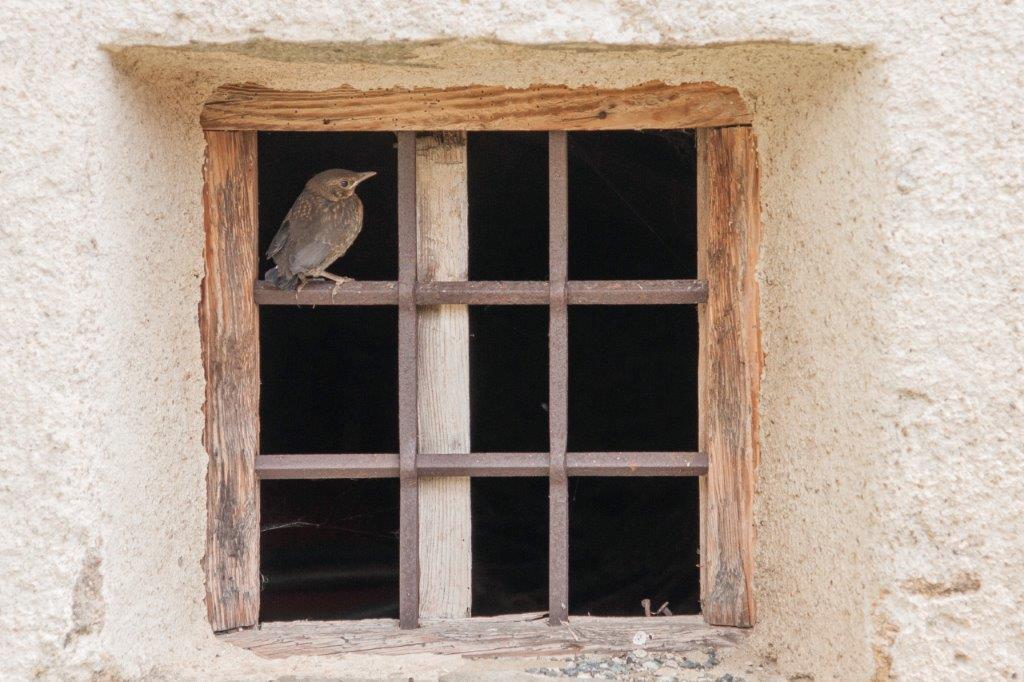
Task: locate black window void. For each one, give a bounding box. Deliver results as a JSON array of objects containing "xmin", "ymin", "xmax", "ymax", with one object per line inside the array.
[
  {"xmin": 569, "ymin": 477, "xmax": 700, "ymax": 616},
  {"xmin": 258, "ymin": 130, "xmax": 698, "ymax": 621},
  {"xmin": 568, "ymin": 305, "xmax": 698, "ymax": 453},
  {"xmin": 569, "ymin": 130, "xmax": 696, "ymax": 280},
  {"xmin": 260, "ymin": 305, "xmax": 398, "ymax": 455},
  {"xmin": 468, "ymin": 132, "xmax": 549, "ymax": 280},
  {"xmin": 260, "ymin": 479, "xmax": 399, "ymax": 621}
]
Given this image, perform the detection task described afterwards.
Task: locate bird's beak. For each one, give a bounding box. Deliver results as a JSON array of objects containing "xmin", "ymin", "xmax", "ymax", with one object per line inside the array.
[{"xmin": 357, "ymin": 171, "xmax": 377, "ymax": 184}]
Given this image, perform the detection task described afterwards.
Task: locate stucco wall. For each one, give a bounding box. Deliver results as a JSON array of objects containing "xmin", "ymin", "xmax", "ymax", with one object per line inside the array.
[{"xmin": 1, "ymin": 1, "xmax": 1022, "ymax": 679}]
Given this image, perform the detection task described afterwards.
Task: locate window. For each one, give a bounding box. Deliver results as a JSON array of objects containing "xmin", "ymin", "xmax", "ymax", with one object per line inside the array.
[{"xmin": 200, "ymin": 83, "xmax": 760, "ymax": 634}]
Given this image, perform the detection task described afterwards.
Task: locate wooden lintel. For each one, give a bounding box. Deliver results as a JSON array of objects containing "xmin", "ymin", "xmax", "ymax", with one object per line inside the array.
[{"xmin": 200, "ymin": 81, "xmax": 752, "ymax": 132}]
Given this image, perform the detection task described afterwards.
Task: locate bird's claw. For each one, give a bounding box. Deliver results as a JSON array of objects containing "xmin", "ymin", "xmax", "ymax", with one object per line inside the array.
[
  {"xmin": 329, "ymin": 276, "xmax": 353, "ymax": 299},
  {"xmin": 293, "ymin": 275, "xmax": 352, "ymax": 299}
]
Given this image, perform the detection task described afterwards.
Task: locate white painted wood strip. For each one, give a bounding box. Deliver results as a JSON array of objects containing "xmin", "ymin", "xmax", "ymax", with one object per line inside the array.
[{"xmin": 416, "ymin": 132, "xmax": 472, "ymax": 618}]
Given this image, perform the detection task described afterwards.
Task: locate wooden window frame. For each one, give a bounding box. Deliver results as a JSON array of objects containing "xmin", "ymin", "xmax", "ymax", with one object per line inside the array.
[{"xmin": 200, "ymin": 82, "xmax": 760, "ymax": 633}]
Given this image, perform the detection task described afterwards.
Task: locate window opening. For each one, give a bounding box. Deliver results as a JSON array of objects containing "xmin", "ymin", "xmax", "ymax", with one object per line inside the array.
[
  {"xmin": 256, "ymin": 130, "xmax": 702, "ymax": 623},
  {"xmin": 201, "ymin": 83, "xmax": 759, "ymax": 634}
]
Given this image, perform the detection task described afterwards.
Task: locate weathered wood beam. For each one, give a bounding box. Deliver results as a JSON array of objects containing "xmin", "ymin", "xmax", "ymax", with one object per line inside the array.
[
  {"xmin": 201, "ymin": 130, "xmax": 260, "ymax": 632},
  {"xmin": 416, "ymin": 132, "xmax": 472, "ymax": 619},
  {"xmin": 219, "ymin": 613, "xmax": 747, "ymax": 659},
  {"xmin": 201, "ymin": 81, "xmax": 752, "ymax": 132},
  {"xmin": 697, "ymin": 126, "xmax": 761, "ymax": 628}
]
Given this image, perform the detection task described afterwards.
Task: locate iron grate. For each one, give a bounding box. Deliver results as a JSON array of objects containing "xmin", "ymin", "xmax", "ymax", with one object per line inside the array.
[{"xmin": 254, "ymin": 131, "xmax": 706, "ymax": 629}]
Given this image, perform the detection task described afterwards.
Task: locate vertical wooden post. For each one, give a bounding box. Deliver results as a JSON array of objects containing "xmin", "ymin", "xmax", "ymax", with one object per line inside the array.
[
  {"xmin": 416, "ymin": 132, "xmax": 472, "ymax": 618},
  {"xmin": 697, "ymin": 126, "xmax": 761, "ymax": 628},
  {"xmin": 201, "ymin": 130, "xmax": 260, "ymax": 632}
]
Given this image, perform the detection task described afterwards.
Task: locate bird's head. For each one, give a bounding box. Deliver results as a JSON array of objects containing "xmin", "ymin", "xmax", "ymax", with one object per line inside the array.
[{"xmin": 307, "ymin": 168, "xmax": 377, "ymax": 200}]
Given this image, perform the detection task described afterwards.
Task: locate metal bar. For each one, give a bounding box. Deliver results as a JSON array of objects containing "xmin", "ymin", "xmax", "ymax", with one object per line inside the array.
[
  {"xmin": 418, "ymin": 452, "xmax": 549, "ymax": 476},
  {"xmin": 416, "ymin": 281, "xmax": 549, "ymax": 305},
  {"xmin": 548, "ymin": 131, "xmax": 570, "ymax": 626},
  {"xmin": 566, "ymin": 452, "xmax": 707, "ymax": 476},
  {"xmin": 396, "ymin": 131, "xmax": 420, "ymax": 630},
  {"xmin": 257, "ymin": 454, "xmax": 400, "ymax": 478},
  {"xmin": 566, "ymin": 280, "xmax": 706, "ymax": 305},
  {"xmin": 256, "ymin": 452, "xmax": 708, "ymax": 479},
  {"xmin": 254, "ymin": 280, "xmax": 398, "ymax": 305},
  {"xmin": 254, "ymin": 279, "xmax": 706, "ymax": 306}
]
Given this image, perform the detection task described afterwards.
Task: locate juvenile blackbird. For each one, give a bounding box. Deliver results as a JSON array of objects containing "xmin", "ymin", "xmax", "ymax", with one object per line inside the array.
[{"xmin": 265, "ymin": 168, "xmax": 376, "ymax": 290}]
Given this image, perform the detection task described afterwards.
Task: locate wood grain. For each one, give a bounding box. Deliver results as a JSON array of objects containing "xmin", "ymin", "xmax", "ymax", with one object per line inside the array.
[
  {"xmin": 697, "ymin": 126, "xmax": 761, "ymax": 628},
  {"xmin": 201, "ymin": 81, "xmax": 752, "ymax": 132},
  {"xmin": 219, "ymin": 612, "xmax": 746, "ymax": 659},
  {"xmin": 416, "ymin": 132, "xmax": 472, "ymax": 618},
  {"xmin": 200, "ymin": 130, "xmax": 260, "ymax": 632}
]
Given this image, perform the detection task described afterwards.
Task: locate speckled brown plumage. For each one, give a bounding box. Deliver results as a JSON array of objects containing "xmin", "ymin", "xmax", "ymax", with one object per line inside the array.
[{"xmin": 265, "ymin": 168, "xmax": 376, "ymax": 289}]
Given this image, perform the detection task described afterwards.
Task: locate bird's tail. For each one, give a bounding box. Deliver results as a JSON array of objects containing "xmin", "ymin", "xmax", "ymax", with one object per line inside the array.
[{"xmin": 265, "ymin": 266, "xmax": 297, "ymax": 289}]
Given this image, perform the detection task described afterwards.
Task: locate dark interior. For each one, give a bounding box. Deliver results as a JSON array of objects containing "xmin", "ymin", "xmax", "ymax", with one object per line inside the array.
[
  {"xmin": 258, "ymin": 130, "xmax": 699, "ymax": 622},
  {"xmin": 260, "ymin": 306, "xmax": 397, "ymax": 455},
  {"xmin": 569, "ymin": 130, "xmax": 697, "ymax": 280},
  {"xmin": 469, "ymin": 305, "xmax": 550, "ymax": 453},
  {"xmin": 472, "ymin": 478, "xmax": 550, "ymax": 615},
  {"xmin": 468, "ymin": 132, "xmax": 549, "ymax": 280},
  {"xmin": 261, "ymin": 479, "xmax": 399, "ymax": 620},
  {"xmin": 568, "ymin": 305, "xmax": 698, "ymax": 452},
  {"xmin": 569, "ymin": 477, "xmax": 700, "ymax": 616}
]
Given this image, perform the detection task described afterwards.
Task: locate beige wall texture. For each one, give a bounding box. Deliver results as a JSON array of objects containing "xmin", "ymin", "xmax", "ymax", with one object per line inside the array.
[{"xmin": 1, "ymin": 0, "xmax": 1022, "ymax": 679}]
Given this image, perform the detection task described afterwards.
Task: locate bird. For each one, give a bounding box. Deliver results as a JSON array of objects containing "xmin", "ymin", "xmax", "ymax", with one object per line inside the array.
[{"xmin": 265, "ymin": 168, "xmax": 377, "ymax": 292}]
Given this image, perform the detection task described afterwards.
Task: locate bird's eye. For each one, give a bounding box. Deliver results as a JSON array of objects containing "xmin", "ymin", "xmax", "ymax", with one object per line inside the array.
[{"xmin": 340, "ymin": 180, "xmax": 351, "ymax": 188}]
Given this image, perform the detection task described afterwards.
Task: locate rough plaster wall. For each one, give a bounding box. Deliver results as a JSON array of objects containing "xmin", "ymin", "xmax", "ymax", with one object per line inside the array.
[{"xmin": 0, "ymin": 1, "xmax": 1022, "ymax": 679}]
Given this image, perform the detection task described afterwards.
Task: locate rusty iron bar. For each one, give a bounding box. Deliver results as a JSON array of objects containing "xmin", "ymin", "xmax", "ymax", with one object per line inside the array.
[
  {"xmin": 255, "ymin": 131, "xmax": 707, "ymax": 631},
  {"xmin": 254, "ymin": 279, "xmax": 706, "ymax": 306},
  {"xmin": 417, "ymin": 280, "xmax": 548, "ymax": 305},
  {"xmin": 259, "ymin": 453, "xmax": 400, "ymax": 478},
  {"xmin": 256, "ymin": 452, "xmax": 708, "ymax": 479},
  {"xmin": 418, "ymin": 452, "xmax": 549, "ymax": 476},
  {"xmin": 548, "ymin": 131, "xmax": 570, "ymax": 626},
  {"xmin": 396, "ymin": 132, "xmax": 420, "ymax": 630},
  {"xmin": 566, "ymin": 280, "xmax": 705, "ymax": 305},
  {"xmin": 254, "ymin": 280, "xmax": 399, "ymax": 305},
  {"xmin": 565, "ymin": 452, "xmax": 706, "ymax": 476}
]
